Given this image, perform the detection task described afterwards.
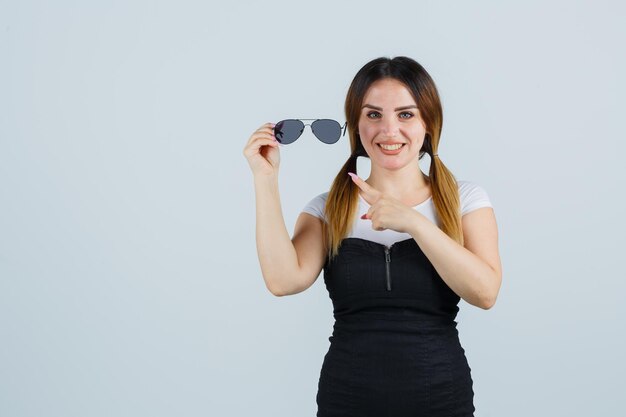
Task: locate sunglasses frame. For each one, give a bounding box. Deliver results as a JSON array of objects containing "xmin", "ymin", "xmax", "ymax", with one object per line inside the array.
[{"xmin": 274, "ymin": 118, "xmax": 348, "ymax": 145}]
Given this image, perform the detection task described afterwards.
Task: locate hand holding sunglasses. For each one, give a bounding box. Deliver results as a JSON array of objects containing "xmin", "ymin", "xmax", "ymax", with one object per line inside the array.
[{"xmin": 273, "ymin": 119, "xmax": 347, "ymax": 145}]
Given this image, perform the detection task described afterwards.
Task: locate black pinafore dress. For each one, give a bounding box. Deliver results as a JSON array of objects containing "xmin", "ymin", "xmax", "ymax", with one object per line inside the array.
[{"xmin": 316, "ymin": 237, "xmax": 475, "ymax": 417}]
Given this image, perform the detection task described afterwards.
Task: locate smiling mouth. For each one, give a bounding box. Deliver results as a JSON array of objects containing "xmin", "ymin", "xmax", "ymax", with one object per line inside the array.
[{"xmin": 377, "ymin": 143, "xmax": 405, "ymax": 151}]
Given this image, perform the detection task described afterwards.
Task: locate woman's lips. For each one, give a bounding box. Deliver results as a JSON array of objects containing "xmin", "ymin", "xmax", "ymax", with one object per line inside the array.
[{"xmin": 377, "ymin": 143, "xmax": 405, "ymax": 155}]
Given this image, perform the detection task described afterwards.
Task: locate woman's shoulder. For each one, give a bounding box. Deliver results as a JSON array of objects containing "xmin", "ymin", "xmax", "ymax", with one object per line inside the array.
[
  {"xmin": 456, "ymin": 179, "xmax": 493, "ymax": 215},
  {"xmin": 456, "ymin": 178, "xmax": 483, "ymax": 191},
  {"xmin": 301, "ymin": 191, "xmax": 330, "ymax": 221},
  {"xmin": 305, "ymin": 191, "xmax": 330, "ymax": 206}
]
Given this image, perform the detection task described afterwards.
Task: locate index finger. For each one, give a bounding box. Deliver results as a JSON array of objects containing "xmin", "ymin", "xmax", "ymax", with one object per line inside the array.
[{"xmin": 347, "ymin": 172, "xmax": 379, "ymax": 205}]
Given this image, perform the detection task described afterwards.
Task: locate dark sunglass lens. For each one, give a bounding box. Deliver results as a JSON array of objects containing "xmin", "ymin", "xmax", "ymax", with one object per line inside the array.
[
  {"xmin": 274, "ymin": 119, "xmax": 304, "ymax": 144},
  {"xmin": 311, "ymin": 119, "xmax": 341, "ymax": 144}
]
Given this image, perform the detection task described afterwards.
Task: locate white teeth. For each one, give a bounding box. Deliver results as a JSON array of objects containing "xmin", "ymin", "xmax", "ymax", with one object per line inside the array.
[{"xmin": 379, "ymin": 143, "xmax": 403, "ymax": 151}]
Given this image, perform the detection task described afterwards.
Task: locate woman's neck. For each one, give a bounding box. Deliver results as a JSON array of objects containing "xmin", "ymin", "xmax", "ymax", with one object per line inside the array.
[{"xmin": 364, "ymin": 167, "xmax": 430, "ymax": 205}]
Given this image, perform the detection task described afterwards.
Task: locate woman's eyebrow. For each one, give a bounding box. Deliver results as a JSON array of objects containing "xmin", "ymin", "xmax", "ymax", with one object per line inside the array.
[{"xmin": 362, "ymin": 104, "xmax": 418, "ymax": 111}]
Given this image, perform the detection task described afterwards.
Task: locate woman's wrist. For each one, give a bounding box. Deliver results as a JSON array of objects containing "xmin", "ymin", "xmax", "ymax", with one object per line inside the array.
[
  {"xmin": 253, "ymin": 173, "xmax": 279, "ymax": 187},
  {"xmin": 407, "ymin": 210, "xmax": 428, "ymax": 239}
]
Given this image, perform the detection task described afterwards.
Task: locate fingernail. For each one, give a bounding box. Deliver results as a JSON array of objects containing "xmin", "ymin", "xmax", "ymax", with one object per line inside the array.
[{"xmin": 348, "ymin": 172, "xmax": 356, "ymax": 179}]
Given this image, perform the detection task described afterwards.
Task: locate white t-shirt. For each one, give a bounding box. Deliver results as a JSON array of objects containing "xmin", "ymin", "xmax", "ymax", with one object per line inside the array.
[{"xmin": 301, "ymin": 179, "xmax": 493, "ymax": 248}]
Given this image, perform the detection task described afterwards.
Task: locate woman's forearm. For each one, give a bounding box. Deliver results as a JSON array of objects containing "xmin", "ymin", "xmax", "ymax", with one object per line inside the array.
[{"xmin": 407, "ymin": 212, "xmax": 500, "ymax": 309}]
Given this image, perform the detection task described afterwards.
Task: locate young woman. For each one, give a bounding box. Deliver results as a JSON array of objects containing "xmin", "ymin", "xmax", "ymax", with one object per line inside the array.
[{"xmin": 243, "ymin": 56, "xmax": 502, "ymax": 417}]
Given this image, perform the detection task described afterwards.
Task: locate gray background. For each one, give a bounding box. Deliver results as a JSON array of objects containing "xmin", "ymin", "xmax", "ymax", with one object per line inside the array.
[{"xmin": 1, "ymin": 1, "xmax": 624, "ymax": 416}]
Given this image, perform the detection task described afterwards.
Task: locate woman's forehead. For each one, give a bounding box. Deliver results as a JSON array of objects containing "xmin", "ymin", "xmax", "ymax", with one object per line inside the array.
[{"xmin": 363, "ymin": 79, "xmax": 416, "ymax": 106}]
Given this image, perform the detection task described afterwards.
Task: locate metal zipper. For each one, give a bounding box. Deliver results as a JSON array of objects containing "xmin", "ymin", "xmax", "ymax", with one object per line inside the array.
[{"xmin": 384, "ymin": 246, "xmax": 391, "ymax": 291}]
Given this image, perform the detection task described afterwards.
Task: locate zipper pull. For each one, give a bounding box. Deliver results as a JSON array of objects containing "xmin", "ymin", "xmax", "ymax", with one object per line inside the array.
[{"xmin": 384, "ymin": 247, "xmax": 391, "ymax": 291}]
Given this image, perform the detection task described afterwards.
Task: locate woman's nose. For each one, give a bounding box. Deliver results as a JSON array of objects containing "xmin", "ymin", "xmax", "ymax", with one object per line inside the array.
[{"xmin": 381, "ymin": 118, "xmax": 399, "ymax": 137}]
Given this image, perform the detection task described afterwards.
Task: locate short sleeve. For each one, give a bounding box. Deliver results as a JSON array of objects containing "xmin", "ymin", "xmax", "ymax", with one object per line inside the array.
[
  {"xmin": 301, "ymin": 192, "xmax": 329, "ymax": 222},
  {"xmin": 458, "ymin": 180, "xmax": 493, "ymax": 216}
]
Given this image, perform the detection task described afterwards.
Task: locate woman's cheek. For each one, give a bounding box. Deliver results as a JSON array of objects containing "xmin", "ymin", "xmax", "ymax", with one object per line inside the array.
[{"xmin": 358, "ymin": 124, "xmax": 377, "ymax": 140}]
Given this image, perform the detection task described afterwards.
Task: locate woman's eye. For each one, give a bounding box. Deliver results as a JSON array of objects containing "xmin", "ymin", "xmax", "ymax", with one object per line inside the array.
[
  {"xmin": 367, "ymin": 111, "xmax": 381, "ymax": 119},
  {"xmin": 399, "ymin": 112, "xmax": 414, "ymax": 119}
]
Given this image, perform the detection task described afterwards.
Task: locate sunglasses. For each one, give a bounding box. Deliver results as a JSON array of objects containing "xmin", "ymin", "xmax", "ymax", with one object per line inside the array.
[{"xmin": 273, "ymin": 119, "xmax": 347, "ymax": 145}]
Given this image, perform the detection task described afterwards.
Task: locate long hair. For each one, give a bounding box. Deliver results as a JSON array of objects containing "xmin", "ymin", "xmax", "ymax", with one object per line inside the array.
[{"xmin": 323, "ymin": 56, "xmax": 463, "ymax": 260}]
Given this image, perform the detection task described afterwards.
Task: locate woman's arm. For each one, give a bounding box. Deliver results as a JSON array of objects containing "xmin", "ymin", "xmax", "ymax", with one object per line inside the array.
[
  {"xmin": 244, "ymin": 122, "xmax": 325, "ymax": 297},
  {"xmin": 407, "ymin": 207, "xmax": 502, "ymax": 309},
  {"xmin": 254, "ymin": 175, "xmax": 300, "ymax": 295},
  {"xmin": 254, "ymin": 176, "xmax": 326, "ymax": 296}
]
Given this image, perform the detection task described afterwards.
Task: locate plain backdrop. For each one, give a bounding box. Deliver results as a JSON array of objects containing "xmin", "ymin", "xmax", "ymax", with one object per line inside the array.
[{"xmin": 1, "ymin": 1, "xmax": 625, "ymax": 416}]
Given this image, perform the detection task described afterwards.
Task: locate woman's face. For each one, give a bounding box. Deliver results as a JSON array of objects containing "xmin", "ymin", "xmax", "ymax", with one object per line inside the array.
[{"xmin": 358, "ymin": 78, "xmax": 427, "ymax": 171}]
